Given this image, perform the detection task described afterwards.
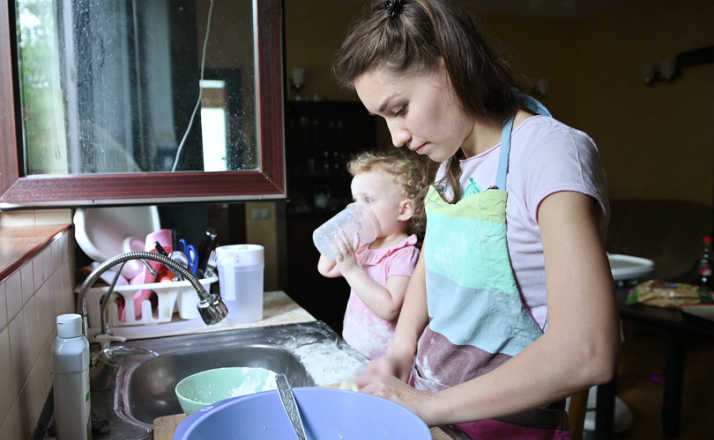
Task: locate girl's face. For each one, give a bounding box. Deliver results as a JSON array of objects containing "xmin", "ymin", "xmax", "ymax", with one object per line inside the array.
[
  {"xmin": 354, "ymin": 63, "xmax": 474, "ymax": 163},
  {"xmin": 351, "ymin": 168, "xmax": 410, "ymax": 238}
]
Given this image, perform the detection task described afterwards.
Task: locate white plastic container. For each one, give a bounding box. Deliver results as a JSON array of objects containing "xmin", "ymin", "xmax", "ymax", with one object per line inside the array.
[
  {"xmin": 53, "ymin": 313, "xmax": 91, "ymax": 440},
  {"xmin": 312, "ymin": 202, "xmax": 380, "ymax": 261},
  {"xmin": 216, "ymin": 244, "xmax": 264, "ymax": 323}
]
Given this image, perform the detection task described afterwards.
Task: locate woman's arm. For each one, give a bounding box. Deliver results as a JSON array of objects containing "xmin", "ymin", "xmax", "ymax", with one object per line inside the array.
[{"xmin": 360, "ymin": 192, "xmax": 619, "ymax": 426}]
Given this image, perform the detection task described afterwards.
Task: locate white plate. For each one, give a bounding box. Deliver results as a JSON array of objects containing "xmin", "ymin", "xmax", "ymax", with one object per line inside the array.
[
  {"xmin": 607, "ymin": 253, "xmax": 655, "ymax": 281},
  {"xmin": 74, "ymin": 206, "xmax": 161, "ymax": 262}
]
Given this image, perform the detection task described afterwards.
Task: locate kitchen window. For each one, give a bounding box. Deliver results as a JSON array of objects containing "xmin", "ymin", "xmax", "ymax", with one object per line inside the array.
[{"xmin": 0, "ymin": 0, "xmax": 285, "ymax": 207}]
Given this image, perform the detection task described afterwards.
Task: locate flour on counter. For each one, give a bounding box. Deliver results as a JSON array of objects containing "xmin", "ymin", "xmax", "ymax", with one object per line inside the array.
[{"xmin": 285, "ymin": 337, "xmax": 367, "ymax": 386}]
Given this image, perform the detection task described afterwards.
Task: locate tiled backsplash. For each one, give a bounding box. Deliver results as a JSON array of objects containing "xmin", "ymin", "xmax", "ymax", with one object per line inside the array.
[
  {"xmin": 0, "ymin": 209, "xmax": 73, "ymax": 228},
  {"xmin": 0, "ymin": 229, "xmax": 75, "ymax": 439}
]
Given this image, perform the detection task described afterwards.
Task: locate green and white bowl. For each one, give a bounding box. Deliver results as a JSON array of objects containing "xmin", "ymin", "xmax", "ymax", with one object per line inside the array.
[{"xmin": 175, "ymin": 367, "xmax": 277, "ymax": 415}]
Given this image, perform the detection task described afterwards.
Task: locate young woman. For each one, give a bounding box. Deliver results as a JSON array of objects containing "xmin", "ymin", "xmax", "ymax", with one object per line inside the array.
[
  {"xmin": 333, "ymin": 0, "xmax": 618, "ymax": 438},
  {"xmin": 318, "ymin": 149, "xmax": 430, "ymax": 360}
]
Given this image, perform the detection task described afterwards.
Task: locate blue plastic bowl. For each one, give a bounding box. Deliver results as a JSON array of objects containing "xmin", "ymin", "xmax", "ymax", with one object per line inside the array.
[{"xmin": 173, "ymin": 387, "xmax": 430, "ymax": 440}]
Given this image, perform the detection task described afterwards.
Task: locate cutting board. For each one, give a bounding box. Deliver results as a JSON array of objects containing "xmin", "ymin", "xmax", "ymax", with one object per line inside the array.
[
  {"xmin": 154, "ymin": 412, "xmax": 455, "ymax": 439},
  {"xmin": 154, "ymin": 414, "xmax": 186, "ymax": 440}
]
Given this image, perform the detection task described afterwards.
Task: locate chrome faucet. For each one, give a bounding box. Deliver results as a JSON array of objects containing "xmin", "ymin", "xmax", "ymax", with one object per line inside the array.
[{"xmin": 77, "ymin": 251, "xmax": 228, "ymax": 338}]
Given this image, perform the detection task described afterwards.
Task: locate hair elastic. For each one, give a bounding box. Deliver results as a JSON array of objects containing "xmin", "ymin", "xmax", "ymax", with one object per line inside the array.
[{"xmin": 384, "ymin": 0, "xmax": 403, "ymax": 19}]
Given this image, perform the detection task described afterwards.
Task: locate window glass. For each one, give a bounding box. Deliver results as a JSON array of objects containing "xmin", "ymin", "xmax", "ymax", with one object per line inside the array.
[{"xmin": 15, "ymin": 0, "xmax": 256, "ymax": 175}]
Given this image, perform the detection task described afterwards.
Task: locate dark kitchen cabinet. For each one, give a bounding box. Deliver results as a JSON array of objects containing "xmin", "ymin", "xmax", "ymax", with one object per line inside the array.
[{"xmin": 284, "ymin": 100, "xmax": 377, "ymax": 333}]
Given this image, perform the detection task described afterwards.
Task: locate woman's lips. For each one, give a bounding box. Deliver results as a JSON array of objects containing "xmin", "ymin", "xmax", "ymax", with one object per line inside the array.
[{"xmin": 411, "ymin": 143, "xmax": 427, "ymax": 154}]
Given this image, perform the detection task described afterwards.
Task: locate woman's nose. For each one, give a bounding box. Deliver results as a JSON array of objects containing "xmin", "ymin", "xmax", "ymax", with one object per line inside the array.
[{"xmin": 387, "ymin": 120, "xmax": 410, "ymax": 148}]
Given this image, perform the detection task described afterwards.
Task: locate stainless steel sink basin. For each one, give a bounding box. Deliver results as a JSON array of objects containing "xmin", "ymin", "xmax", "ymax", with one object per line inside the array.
[
  {"xmin": 91, "ymin": 321, "xmax": 366, "ymax": 439},
  {"xmin": 126, "ymin": 345, "xmax": 312, "ymax": 424}
]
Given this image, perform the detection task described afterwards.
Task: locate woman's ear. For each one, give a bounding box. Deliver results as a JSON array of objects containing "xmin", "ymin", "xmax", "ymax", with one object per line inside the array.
[{"xmin": 397, "ymin": 198, "xmax": 415, "ymax": 221}]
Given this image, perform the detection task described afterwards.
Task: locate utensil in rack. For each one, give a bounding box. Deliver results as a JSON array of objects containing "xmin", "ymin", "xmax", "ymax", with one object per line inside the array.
[
  {"xmin": 154, "ymin": 241, "xmax": 170, "ymax": 257},
  {"xmin": 275, "ymin": 373, "xmax": 308, "ymax": 440},
  {"xmin": 168, "ymin": 251, "xmax": 189, "ymax": 281},
  {"xmin": 177, "ymin": 239, "xmax": 199, "ymax": 275},
  {"xmin": 195, "ymin": 229, "xmax": 218, "ymax": 277}
]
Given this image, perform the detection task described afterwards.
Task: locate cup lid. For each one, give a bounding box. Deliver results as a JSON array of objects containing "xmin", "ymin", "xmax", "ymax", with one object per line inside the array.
[
  {"xmin": 56, "ymin": 313, "xmax": 82, "ymax": 338},
  {"xmin": 216, "ymin": 244, "xmax": 264, "ymax": 266}
]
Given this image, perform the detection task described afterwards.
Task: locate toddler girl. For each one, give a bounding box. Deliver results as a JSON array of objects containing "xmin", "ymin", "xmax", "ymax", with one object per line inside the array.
[{"xmin": 317, "ymin": 149, "xmax": 430, "ymax": 360}]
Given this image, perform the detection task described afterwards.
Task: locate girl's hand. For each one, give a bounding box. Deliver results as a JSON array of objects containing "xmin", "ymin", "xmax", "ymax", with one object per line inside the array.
[
  {"xmin": 355, "ymin": 361, "xmax": 437, "ymax": 424},
  {"xmin": 360, "ymin": 352, "xmax": 413, "ymax": 382},
  {"xmin": 331, "ymin": 229, "xmax": 360, "ymax": 273}
]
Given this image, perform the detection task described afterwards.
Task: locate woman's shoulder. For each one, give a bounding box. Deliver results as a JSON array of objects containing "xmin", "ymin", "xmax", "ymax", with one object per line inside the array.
[
  {"xmin": 509, "ymin": 115, "xmax": 609, "ymax": 223},
  {"xmin": 509, "ymin": 116, "xmax": 602, "ymax": 176},
  {"xmin": 513, "ymin": 115, "xmax": 597, "ymax": 153}
]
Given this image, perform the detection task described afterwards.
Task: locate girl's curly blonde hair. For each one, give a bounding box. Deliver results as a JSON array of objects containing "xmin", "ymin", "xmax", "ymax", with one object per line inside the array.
[{"xmin": 347, "ymin": 148, "xmax": 434, "ymax": 242}]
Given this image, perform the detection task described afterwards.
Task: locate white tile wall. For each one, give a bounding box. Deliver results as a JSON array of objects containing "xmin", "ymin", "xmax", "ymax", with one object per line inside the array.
[
  {"xmin": 9, "ymin": 310, "xmax": 27, "ymax": 395},
  {"xmin": 4, "ymin": 400, "xmax": 24, "ymax": 439},
  {"xmin": 19, "ymin": 261, "xmax": 34, "ymax": 307},
  {"xmin": 0, "ymin": 229, "xmax": 74, "ymax": 440},
  {"xmin": 0, "ymin": 276, "xmax": 7, "ymax": 330},
  {"xmin": 0, "ymin": 209, "xmax": 72, "ymax": 228},
  {"xmin": 0, "ymin": 211, "xmax": 36, "ymax": 227},
  {"xmin": 0, "ymin": 326, "xmax": 13, "ymax": 418},
  {"xmin": 6, "ymin": 271, "xmax": 22, "ymax": 321}
]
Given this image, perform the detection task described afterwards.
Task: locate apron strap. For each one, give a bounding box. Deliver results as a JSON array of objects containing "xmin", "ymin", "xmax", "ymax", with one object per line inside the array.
[{"xmin": 495, "ymin": 91, "xmax": 552, "ymax": 190}]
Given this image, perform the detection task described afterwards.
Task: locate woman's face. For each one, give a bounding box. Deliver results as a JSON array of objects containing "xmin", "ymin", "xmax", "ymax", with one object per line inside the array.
[{"xmin": 354, "ymin": 64, "xmax": 474, "ymax": 163}]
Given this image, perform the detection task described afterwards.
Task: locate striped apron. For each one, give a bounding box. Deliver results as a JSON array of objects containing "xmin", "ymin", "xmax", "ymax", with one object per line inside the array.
[{"xmin": 412, "ymin": 95, "xmax": 570, "ymax": 438}]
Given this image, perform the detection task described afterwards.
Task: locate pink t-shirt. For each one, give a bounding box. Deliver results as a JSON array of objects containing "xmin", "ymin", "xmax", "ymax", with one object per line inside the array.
[
  {"xmin": 434, "ymin": 115, "xmax": 609, "ymax": 330},
  {"xmin": 342, "ymin": 234, "xmax": 420, "ymax": 359}
]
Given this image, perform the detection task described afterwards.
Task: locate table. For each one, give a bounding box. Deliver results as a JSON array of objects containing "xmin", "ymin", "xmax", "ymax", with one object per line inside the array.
[{"xmin": 613, "ymin": 286, "xmax": 714, "ymax": 437}]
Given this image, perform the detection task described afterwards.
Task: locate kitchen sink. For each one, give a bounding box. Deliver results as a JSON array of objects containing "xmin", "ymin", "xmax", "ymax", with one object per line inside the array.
[
  {"xmin": 126, "ymin": 345, "xmax": 312, "ymax": 424},
  {"xmin": 90, "ymin": 321, "xmax": 366, "ymax": 439}
]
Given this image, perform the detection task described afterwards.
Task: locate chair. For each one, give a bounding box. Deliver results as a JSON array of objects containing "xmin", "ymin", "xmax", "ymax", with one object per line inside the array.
[{"xmin": 568, "ymin": 388, "xmax": 590, "ymax": 440}]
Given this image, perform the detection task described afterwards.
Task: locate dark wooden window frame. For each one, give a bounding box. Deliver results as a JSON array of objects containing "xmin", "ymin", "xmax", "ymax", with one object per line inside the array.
[{"xmin": 0, "ymin": 0, "xmax": 285, "ymax": 207}]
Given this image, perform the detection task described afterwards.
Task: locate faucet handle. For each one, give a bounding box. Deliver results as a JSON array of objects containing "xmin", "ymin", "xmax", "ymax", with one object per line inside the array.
[{"xmin": 94, "ymin": 333, "xmax": 128, "ymax": 350}]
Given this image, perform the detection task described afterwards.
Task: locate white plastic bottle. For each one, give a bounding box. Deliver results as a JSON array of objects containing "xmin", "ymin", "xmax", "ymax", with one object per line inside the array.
[{"xmin": 53, "ymin": 313, "xmax": 92, "ymax": 440}]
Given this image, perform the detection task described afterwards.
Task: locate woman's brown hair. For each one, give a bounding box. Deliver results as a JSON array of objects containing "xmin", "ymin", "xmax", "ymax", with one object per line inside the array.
[{"xmin": 334, "ymin": 0, "xmax": 519, "ymax": 202}]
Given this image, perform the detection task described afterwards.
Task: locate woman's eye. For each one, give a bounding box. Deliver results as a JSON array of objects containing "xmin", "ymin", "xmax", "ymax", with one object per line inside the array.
[
  {"xmin": 364, "ymin": 196, "xmax": 374, "ymax": 203},
  {"xmin": 393, "ymin": 105, "xmax": 406, "ymax": 117}
]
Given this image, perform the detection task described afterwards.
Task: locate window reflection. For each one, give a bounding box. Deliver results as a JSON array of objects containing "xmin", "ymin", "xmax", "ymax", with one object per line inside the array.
[
  {"xmin": 17, "ymin": 0, "xmax": 68, "ymax": 174},
  {"xmin": 15, "ymin": 0, "xmax": 256, "ymax": 175},
  {"xmin": 200, "ymin": 79, "xmax": 227, "ymax": 172}
]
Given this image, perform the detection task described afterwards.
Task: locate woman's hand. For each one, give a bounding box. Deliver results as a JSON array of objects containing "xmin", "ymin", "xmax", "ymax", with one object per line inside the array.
[{"xmin": 355, "ymin": 360, "xmax": 437, "ymax": 424}]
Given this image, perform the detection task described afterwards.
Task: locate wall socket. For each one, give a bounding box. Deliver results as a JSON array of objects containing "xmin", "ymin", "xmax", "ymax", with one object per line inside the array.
[{"xmin": 250, "ymin": 207, "xmax": 272, "ymax": 220}]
